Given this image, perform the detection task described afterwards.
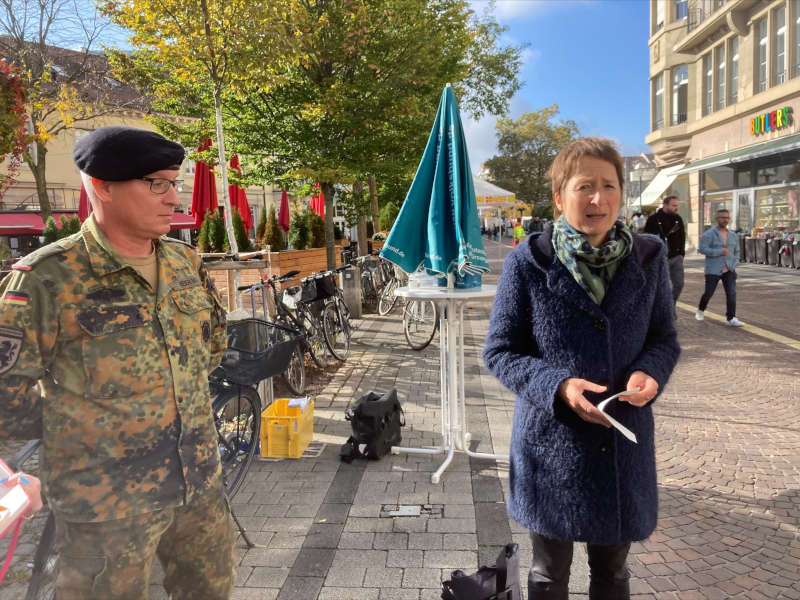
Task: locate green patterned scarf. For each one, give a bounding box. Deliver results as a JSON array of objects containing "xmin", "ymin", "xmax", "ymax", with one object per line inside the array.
[{"xmin": 552, "ymin": 215, "xmax": 633, "ymax": 305}]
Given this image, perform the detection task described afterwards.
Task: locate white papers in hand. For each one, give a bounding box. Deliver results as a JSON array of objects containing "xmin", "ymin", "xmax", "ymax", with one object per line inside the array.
[{"xmin": 596, "ymin": 389, "xmax": 640, "ymax": 444}]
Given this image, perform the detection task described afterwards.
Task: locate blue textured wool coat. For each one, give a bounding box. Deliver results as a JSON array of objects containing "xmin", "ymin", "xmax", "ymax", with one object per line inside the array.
[{"xmin": 483, "ymin": 224, "xmax": 680, "ymax": 545}]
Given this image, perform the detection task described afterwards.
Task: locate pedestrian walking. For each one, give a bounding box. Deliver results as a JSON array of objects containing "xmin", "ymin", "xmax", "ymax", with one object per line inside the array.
[
  {"xmin": 483, "ymin": 137, "xmax": 680, "ymax": 600},
  {"xmin": 644, "ymin": 195, "xmax": 686, "ymax": 310},
  {"xmin": 512, "ymin": 219, "xmax": 526, "ymax": 247},
  {"xmin": 0, "ymin": 126, "xmax": 236, "ymax": 599},
  {"xmin": 695, "ymin": 208, "xmax": 745, "ymax": 326}
]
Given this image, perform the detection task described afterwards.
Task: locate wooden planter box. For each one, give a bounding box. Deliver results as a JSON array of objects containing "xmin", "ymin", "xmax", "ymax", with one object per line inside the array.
[{"xmin": 206, "ymin": 246, "xmax": 342, "ymax": 311}]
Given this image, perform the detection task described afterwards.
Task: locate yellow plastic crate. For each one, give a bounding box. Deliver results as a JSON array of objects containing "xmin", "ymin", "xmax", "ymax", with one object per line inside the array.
[{"xmin": 260, "ymin": 398, "xmax": 314, "ymax": 459}]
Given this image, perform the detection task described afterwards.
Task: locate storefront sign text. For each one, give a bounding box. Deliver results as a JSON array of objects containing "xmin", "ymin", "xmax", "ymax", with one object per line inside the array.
[{"xmin": 750, "ymin": 107, "xmax": 792, "ymax": 136}]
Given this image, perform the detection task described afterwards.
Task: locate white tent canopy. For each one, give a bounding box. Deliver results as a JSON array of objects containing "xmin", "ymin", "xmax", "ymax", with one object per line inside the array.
[
  {"xmin": 639, "ymin": 164, "xmax": 685, "ymax": 208},
  {"xmin": 473, "ymin": 177, "xmax": 516, "ymax": 208}
]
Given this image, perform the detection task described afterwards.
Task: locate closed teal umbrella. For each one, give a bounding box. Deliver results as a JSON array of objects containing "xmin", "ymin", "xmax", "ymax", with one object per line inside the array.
[{"xmin": 380, "ymin": 85, "xmax": 489, "ymax": 286}]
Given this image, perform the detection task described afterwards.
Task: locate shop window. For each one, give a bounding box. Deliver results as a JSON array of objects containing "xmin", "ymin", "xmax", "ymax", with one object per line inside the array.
[
  {"xmin": 715, "ymin": 45, "xmax": 725, "ymax": 110},
  {"xmin": 703, "ymin": 165, "xmax": 735, "ymax": 191},
  {"xmin": 671, "ymin": 65, "xmax": 688, "ymax": 125},
  {"xmin": 774, "ymin": 6, "xmax": 787, "ymax": 85},
  {"xmin": 702, "ymin": 54, "xmax": 713, "ymax": 116},
  {"xmin": 652, "ymin": 73, "xmax": 664, "ymax": 130},
  {"xmin": 756, "ymin": 187, "xmax": 799, "ymax": 230},
  {"xmin": 757, "ymin": 17, "xmax": 768, "ymax": 92},
  {"xmin": 735, "ymin": 165, "xmax": 752, "ymax": 187},
  {"xmin": 755, "ymin": 150, "xmax": 800, "ymax": 185},
  {"xmin": 703, "ymin": 195, "xmax": 732, "ymax": 230},
  {"xmin": 728, "ymin": 37, "xmax": 738, "ymax": 103}
]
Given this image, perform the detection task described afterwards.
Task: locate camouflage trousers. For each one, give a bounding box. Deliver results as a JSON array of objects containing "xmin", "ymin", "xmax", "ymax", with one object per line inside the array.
[{"xmin": 53, "ymin": 487, "xmax": 236, "ymax": 600}]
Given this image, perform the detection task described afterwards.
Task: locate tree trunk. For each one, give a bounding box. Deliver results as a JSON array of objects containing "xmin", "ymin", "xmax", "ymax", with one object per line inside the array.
[
  {"xmin": 29, "ymin": 142, "xmax": 51, "ymax": 221},
  {"xmin": 353, "ymin": 180, "xmax": 368, "ymax": 257},
  {"xmin": 321, "ymin": 181, "xmax": 336, "ymax": 269},
  {"xmin": 213, "ymin": 91, "xmax": 238, "ymax": 256},
  {"xmin": 368, "ymin": 175, "xmax": 379, "ymax": 232}
]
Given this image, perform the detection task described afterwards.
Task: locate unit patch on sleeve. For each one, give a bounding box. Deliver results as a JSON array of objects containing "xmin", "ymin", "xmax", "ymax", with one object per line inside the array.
[
  {"xmin": 0, "ymin": 326, "xmax": 23, "ymax": 374},
  {"xmin": 2, "ymin": 290, "xmax": 29, "ymax": 306}
]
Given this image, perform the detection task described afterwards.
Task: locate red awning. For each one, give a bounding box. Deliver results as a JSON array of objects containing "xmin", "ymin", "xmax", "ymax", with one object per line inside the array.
[
  {"xmin": 0, "ymin": 212, "xmax": 76, "ymax": 236},
  {"xmin": 170, "ymin": 212, "xmax": 196, "ymax": 229},
  {"xmin": 0, "ymin": 211, "xmax": 194, "ymax": 235}
]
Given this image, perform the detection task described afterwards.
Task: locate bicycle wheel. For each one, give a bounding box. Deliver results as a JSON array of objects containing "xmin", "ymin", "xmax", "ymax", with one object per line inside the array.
[
  {"xmin": 377, "ymin": 278, "xmax": 398, "ymax": 316},
  {"xmin": 282, "ymin": 344, "xmax": 306, "ymax": 396},
  {"xmin": 301, "ymin": 310, "xmax": 330, "ymax": 368},
  {"xmin": 323, "ymin": 301, "xmax": 350, "ymax": 361},
  {"xmin": 25, "ymin": 513, "xmax": 57, "ymax": 600},
  {"xmin": 403, "ymin": 300, "xmax": 438, "ymax": 351},
  {"xmin": 212, "ymin": 384, "xmax": 260, "ymax": 498}
]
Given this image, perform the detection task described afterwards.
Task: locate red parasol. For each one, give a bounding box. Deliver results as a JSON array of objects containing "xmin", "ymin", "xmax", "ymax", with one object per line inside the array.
[
  {"xmin": 228, "ymin": 155, "xmax": 253, "ymax": 231},
  {"xmin": 78, "ymin": 183, "xmax": 91, "ymax": 223},
  {"xmin": 309, "ymin": 182, "xmax": 325, "ymax": 221},
  {"xmin": 278, "ymin": 189, "xmax": 290, "ymax": 232},
  {"xmin": 190, "ymin": 139, "xmax": 218, "ymax": 228}
]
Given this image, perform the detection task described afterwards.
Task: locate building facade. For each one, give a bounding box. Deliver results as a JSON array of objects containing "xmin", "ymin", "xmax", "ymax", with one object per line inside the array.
[{"xmin": 646, "ymin": 0, "xmax": 800, "ymax": 249}]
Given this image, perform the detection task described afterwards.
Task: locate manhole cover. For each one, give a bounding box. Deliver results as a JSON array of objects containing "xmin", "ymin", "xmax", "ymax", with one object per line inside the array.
[{"xmin": 380, "ymin": 504, "xmax": 444, "ymax": 518}]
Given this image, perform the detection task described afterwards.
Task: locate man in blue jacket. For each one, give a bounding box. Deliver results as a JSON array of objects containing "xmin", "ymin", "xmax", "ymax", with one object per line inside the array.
[{"xmin": 696, "ymin": 208, "xmax": 745, "ymax": 326}]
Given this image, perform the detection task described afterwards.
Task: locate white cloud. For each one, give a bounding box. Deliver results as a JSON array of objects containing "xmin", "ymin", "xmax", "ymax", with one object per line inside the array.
[
  {"xmin": 469, "ymin": 0, "xmax": 595, "ymax": 23},
  {"xmin": 463, "ymin": 95, "xmax": 535, "ymax": 174}
]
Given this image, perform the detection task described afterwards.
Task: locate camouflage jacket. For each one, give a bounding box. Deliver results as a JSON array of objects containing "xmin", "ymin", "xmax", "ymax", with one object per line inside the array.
[{"xmin": 0, "ymin": 217, "xmax": 227, "ymax": 522}]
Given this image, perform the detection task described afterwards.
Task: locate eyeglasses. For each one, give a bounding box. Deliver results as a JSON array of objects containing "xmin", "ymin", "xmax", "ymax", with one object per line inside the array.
[{"xmin": 140, "ymin": 177, "xmax": 184, "ymax": 194}]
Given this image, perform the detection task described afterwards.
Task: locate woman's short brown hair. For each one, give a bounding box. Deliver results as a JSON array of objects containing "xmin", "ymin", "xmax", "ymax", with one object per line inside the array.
[{"xmin": 548, "ymin": 137, "xmax": 625, "ymax": 200}]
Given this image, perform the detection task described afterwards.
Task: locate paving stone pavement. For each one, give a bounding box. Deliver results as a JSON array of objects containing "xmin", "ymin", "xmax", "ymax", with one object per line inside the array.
[{"xmin": 1, "ymin": 241, "xmax": 798, "ymax": 599}]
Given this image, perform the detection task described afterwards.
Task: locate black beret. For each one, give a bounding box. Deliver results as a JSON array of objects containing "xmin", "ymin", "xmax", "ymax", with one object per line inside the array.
[{"xmin": 72, "ymin": 126, "xmax": 185, "ymax": 181}]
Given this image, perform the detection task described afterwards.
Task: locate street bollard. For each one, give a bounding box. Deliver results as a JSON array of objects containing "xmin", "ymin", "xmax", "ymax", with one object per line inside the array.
[{"xmin": 339, "ymin": 266, "xmax": 362, "ymax": 319}]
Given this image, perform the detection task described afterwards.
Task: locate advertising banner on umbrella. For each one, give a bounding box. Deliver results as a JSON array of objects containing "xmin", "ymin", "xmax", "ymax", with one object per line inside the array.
[
  {"xmin": 278, "ymin": 190, "xmax": 290, "ymax": 232},
  {"xmin": 380, "ymin": 85, "xmax": 488, "ymax": 287},
  {"xmin": 190, "ymin": 139, "xmax": 218, "ymax": 228}
]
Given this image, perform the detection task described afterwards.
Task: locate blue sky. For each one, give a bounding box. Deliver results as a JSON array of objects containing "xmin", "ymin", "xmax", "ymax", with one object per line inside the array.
[{"xmin": 464, "ymin": 0, "xmax": 652, "ymax": 173}]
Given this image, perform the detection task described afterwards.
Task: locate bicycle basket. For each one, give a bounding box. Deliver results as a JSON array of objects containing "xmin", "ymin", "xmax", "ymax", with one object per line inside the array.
[
  {"xmin": 216, "ymin": 319, "xmax": 299, "ymax": 385},
  {"xmin": 301, "ymin": 272, "xmax": 337, "ymax": 303}
]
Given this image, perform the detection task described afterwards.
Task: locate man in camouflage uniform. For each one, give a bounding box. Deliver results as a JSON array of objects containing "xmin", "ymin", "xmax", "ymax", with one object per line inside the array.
[{"xmin": 0, "ymin": 126, "xmax": 236, "ymax": 599}]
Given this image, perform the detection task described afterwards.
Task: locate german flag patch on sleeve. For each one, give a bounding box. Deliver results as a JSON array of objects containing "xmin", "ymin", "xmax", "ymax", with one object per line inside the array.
[{"xmin": 2, "ymin": 291, "xmax": 30, "ymax": 306}]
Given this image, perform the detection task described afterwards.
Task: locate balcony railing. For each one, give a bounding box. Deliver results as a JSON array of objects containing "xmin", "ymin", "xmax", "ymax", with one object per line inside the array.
[
  {"xmin": 652, "ymin": 118, "xmax": 664, "ymax": 132},
  {"xmin": 672, "ymin": 113, "xmax": 688, "ymax": 126}
]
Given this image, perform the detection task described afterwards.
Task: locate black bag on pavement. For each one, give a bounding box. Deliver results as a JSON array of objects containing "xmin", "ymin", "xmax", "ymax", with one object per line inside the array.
[
  {"xmin": 441, "ymin": 543, "xmax": 520, "ymax": 600},
  {"xmin": 340, "ymin": 389, "xmax": 404, "ymax": 462}
]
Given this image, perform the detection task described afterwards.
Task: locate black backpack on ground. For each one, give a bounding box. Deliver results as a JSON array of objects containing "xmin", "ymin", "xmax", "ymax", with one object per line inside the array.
[
  {"xmin": 340, "ymin": 389, "xmax": 404, "ymax": 462},
  {"xmin": 441, "ymin": 543, "xmax": 520, "ymax": 600}
]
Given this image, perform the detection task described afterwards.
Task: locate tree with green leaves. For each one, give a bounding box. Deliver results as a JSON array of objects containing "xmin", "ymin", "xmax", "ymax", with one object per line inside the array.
[
  {"xmin": 483, "ymin": 104, "xmax": 579, "ymax": 211},
  {"xmin": 197, "ymin": 210, "xmax": 213, "ymax": 252},
  {"xmin": 42, "ymin": 216, "xmax": 60, "ymax": 244},
  {"xmin": 214, "ymin": 0, "xmax": 522, "ymax": 268},
  {"xmin": 0, "ymin": 0, "xmax": 146, "ymax": 219},
  {"xmin": 256, "ymin": 207, "xmax": 268, "ymax": 246},
  {"xmin": 288, "ymin": 212, "xmax": 308, "ymax": 251},
  {"xmin": 209, "ymin": 210, "xmax": 227, "ymax": 252},
  {"xmin": 306, "ymin": 210, "xmax": 325, "ymax": 249},
  {"xmin": 101, "ymin": 0, "xmax": 297, "ymax": 255},
  {"xmin": 379, "ymin": 201, "xmax": 400, "ymax": 232},
  {"xmin": 231, "ymin": 209, "xmax": 251, "ymax": 252},
  {"xmin": 264, "ymin": 206, "xmax": 284, "ymax": 252}
]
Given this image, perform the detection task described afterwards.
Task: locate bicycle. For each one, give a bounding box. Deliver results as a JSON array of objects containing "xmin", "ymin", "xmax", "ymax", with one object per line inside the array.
[
  {"xmin": 260, "ymin": 270, "xmax": 331, "ymax": 369},
  {"xmin": 320, "ymin": 265, "xmax": 353, "ymax": 361},
  {"xmin": 355, "ymin": 254, "xmax": 385, "ymax": 311},
  {"xmin": 236, "ymin": 277, "xmax": 306, "ymax": 396},
  {"xmin": 403, "ymin": 298, "xmax": 439, "ymax": 350},
  {"xmin": 377, "ymin": 264, "xmax": 407, "ymax": 316}
]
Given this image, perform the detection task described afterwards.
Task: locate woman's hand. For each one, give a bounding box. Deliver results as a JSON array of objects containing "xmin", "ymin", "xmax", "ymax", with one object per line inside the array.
[
  {"xmin": 622, "ymin": 371, "xmax": 659, "ymax": 407},
  {"xmin": 2, "ymin": 473, "xmax": 43, "ymax": 514},
  {"xmin": 557, "ymin": 378, "xmax": 610, "ymax": 427}
]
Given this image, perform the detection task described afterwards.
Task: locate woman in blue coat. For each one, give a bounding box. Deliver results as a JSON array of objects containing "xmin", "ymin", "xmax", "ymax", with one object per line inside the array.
[{"xmin": 483, "ymin": 138, "xmax": 680, "ymax": 600}]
